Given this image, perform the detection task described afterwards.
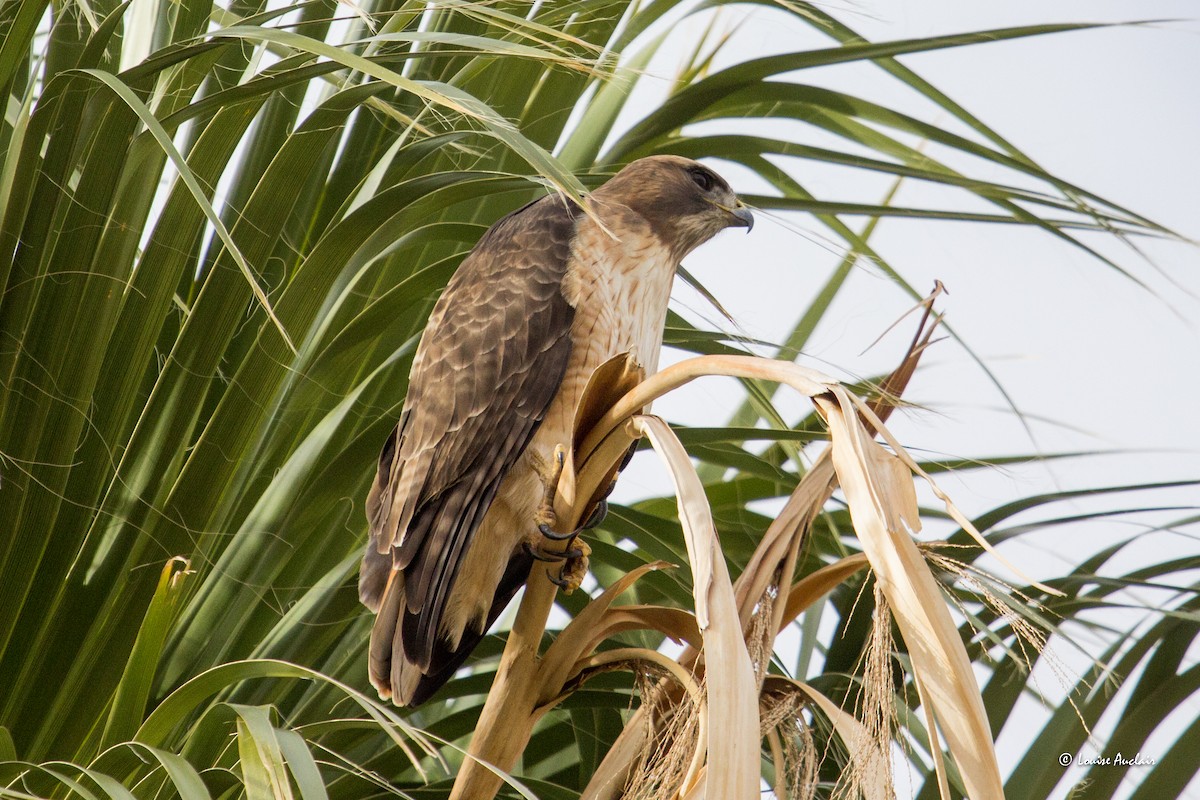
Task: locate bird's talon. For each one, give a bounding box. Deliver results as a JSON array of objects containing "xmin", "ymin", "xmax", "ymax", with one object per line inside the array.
[
  {"xmin": 540, "ymin": 499, "xmax": 606, "ymax": 541},
  {"xmin": 524, "ymin": 537, "xmax": 582, "ymax": 562},
  {"xmin": 581, "ymin": 499, "xmax": 608, "ymax": 530},
  {"xmin": 553, "ymin": 539, "xmax": 591, "ymax": 594},
  {"xmin": 538, "ymin": 521, "xmax": 578, "ymax": 541},
  {"xmin": 523, "ymin": 541, "xmax": 562, "ymax": 563}
]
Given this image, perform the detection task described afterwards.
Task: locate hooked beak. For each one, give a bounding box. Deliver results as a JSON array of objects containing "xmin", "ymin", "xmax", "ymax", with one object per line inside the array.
[{"xmin": 729, "ymin": 204, "xmax": 754, "ymax": 231}]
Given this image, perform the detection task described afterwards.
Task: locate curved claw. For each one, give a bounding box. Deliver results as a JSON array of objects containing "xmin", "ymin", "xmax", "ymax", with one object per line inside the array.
[
  {"xmin": 523, "ymin": 541, "xmax": 560, "ymax": 563},
  {"xmin": 581, "ymin": 499, "xmax": 608, "ymax": 530},
  {"xmin": 538, "ymin": 522, "xmax": 578, "ymax": 541},
  {"xmin": 539, "ymin": 500, "xmax": 608, "ymax": 543},
  {"xmin": 618, "ymin": 441, "xmax": 638, "ymax": 472},
  {"xmin": 523, "ymin": 538, "xmax": 583, "ymax": 562}
]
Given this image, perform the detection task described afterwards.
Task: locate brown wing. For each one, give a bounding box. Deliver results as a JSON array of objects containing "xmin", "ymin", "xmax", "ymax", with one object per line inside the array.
[{"xmin": 361, "ymin": 194, "xmax": 578, "ymax": 678}]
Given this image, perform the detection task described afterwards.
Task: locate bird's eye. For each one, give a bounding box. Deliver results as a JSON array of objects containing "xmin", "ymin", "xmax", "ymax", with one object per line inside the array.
[{"xmin": 690, "ymin": 169, "xmax": 714, "ymax": 192}]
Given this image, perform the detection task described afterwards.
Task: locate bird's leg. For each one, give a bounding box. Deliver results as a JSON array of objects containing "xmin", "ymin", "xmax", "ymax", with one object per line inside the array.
[
  {"xmin": 544, "ymin": 445, "xmax": 638, "ymax": 591},
  {"xmin": 525, "ymin": 443, "xmax": 596, "ymax": 592},
  {"xmin": 532, "ymin": 444, "xmax": 574, "ymax": 540}
]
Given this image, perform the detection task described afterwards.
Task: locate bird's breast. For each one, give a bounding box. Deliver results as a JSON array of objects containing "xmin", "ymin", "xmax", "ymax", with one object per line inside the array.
[{"xmin": 542, "ymin": 217, "xmax": 678, "ymax": 453}]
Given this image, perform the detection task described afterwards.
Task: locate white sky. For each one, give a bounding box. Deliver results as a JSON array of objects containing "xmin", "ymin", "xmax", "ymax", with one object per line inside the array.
[{"xmin": 601, "ymin": 2, "xmax": 1200, "ymax": 797}]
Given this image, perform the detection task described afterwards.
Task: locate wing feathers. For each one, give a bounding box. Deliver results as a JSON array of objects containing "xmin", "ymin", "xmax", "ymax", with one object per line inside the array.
[
  {"xmin": 402, "ymin": 545, "xmax": 535, "ymax": 706},
  {"xmin": 369, "ymin": 569, "xmax": 404, "ymax": 698},
  {"xmin": 363, "ymin": 195, "xmax": 578, "ymax": 704}
]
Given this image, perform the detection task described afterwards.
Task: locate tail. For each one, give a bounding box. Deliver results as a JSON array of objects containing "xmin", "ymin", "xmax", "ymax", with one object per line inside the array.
[{"xmin": 365, "ymin": 548, "xmax": 534, "ymax": 706}]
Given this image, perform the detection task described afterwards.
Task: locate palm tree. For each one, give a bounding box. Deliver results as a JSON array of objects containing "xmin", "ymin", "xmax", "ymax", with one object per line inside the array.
[{"xmin": 0, "ymin": 1, "xmax": 1194, "ymax": 798}]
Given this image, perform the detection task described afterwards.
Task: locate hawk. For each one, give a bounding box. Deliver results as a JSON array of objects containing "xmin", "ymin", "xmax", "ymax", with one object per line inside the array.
[{"xmin": 360, "ymin": 155, "xmax": 753, "ymax": 706}]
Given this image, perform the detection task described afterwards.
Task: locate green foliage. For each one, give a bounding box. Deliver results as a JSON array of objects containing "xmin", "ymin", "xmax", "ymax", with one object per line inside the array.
[{"xmin": 0, "ymin": 1, "xmax": 1194, "ymax": 798}]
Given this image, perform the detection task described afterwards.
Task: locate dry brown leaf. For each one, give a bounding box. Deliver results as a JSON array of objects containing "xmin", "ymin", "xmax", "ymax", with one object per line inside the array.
[
  {"xmin": 633, "ymin": 414, "xmax": 760, "ymax": 800},
  {"xmin": 845, "ymin": 392, "xmax": 1061, "ymax": 596},
  {"xmin": 581, "ymin": 722, "xmax": 649, "ymax": 800},
  {"xmin": 579, "ymin": 356, "xmax": 837, "ymax": 460},
  {"xmin": 537, "ymin": 561, "xmax": 674, "ymax": 704},
  {"xmin": 736, "ymin": 452, "xmax": 835, "ymax": 629},
  {"xmin": 819, "ymin": 391, "xmax": 1004, "ymax": 800},
  {"xmin": 581, "ymin": 606, "xmax": 703, "ymax": 653},
  {"xmin": 776, "ymin": 553, "xmax": 870, "ymax": 634},
  {"xmin": 578, "ymin": 306, "xmax": 951, "ymax": 799},
  {"xmin": 916, "ymin": 680, "xmax": 952, "ymax": 800},
  {"xmin": 573, "ymin": 647, "xmax": 704, "ymax": 703},
  {"xmin": 564, "ymin": 352, "xmax": 645, "ymax": 512}
]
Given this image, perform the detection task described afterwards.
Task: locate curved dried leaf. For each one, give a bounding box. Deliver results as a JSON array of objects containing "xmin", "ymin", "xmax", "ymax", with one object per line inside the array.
[
  {"xmin": 633, "ymin": 414, "xmax": 759, "ymax": 800},
  {"xmin": 818, "ymin": 392, "xmax": 1003, "ymax": 799}
]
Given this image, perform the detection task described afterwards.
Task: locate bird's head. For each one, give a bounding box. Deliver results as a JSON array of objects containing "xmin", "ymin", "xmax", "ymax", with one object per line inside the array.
[{"xmin": 592, "ymin": 155, "xmax": 753, "ymax": 260}]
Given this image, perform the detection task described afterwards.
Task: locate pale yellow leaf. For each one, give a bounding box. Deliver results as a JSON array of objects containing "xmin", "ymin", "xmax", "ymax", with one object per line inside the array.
[
  {"xmin": 819, "ymin": 392, "xmax": 1003, "ymax": 800},
  {"xmin": 633, "ymin": 414, "xmax": 760, "ymax": 800},
  {"xmin": 776, "ymin": 553, "xmax": 870, "ymax": 634},
  {"xmin": 846, "ymin": 391, "xmax": 1061, "ymax": 596},
  {"xmin": 537, "ymin": 561, "xmax": 673, "ymax": 701}
]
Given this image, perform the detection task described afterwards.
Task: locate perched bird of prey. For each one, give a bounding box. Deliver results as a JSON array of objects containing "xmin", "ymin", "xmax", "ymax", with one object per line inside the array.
[{"xmin": 360, "ymin": 155, "xmax": 753, "ymax": 706}]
